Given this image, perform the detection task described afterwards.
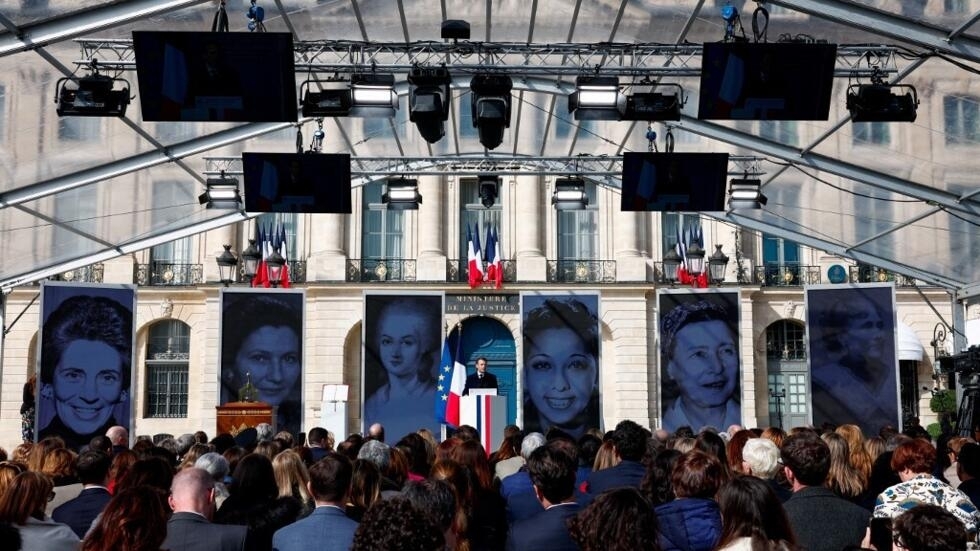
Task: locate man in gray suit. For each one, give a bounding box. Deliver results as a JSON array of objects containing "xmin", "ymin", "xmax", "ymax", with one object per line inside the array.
[
  {"xmin": 272, "ymin": 452, "xmax": 358, "ymax": 551},
  {"xmin": 163, "ymin": 467, "xmax": 248, "ymax": 551},
  {"xmin": 781, "ymin": 432, "xmax": 870, "ymax": 551}
]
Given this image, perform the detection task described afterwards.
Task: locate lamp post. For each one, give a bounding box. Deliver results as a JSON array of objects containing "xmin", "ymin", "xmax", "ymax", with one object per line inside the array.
[
  {"xmin": 240, "ymin": 239, "xmax": 262, "ymax": 286},
  {"xmin": 662, "ymin": 247, "xmax": 682, "ymax": 284},
  {"xmin": 708, "ymin": 245, "xmax": 730, "ymax": 285},
  {"xmin": 769, "ymin": 386, "xmax": 786, "ymax": 429},
  {"xmin": 265, "ymin": 249, "xmax": 286, "ymax": 288},
  {"xmin": 685, "ymin": 242, "xmax": 705, "ymax": 278},
  {"xmin": 215, "ymin": 244, "xmax": 238, "ymax": 287}
]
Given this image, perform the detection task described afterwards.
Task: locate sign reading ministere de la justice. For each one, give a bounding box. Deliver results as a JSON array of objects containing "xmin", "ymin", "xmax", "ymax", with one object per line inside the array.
[{"xmin": 445, "ymin": 294, "xmax": 519, "ymax": 314}]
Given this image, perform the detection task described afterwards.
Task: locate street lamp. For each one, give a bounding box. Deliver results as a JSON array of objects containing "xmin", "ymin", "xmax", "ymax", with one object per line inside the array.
[
  {"xmin": 265, "ymin": 249, "xmax": 286, "ymax": 288},
  {"xmin": 708, "ymin": 245, "xmax": 730, "ymax": 285},
  {"xmin": 662, "ymin": 247, "xmax": 682, "ymax": 284},
  {"xmin": 215, "ymin": 244, "xmax": 238, "ymax": 287},
  {"xmin": 240, "ymin": 239, "xmax": 262, "ymax": 285},
  {"xmin": 685, "ymin": 242, "xmax": 705, "ymax": 278}
]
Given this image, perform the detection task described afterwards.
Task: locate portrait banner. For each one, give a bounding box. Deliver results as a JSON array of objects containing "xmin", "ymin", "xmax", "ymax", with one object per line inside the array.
[
  {"xmin": 362, "ymin": 292, "xmax": 444, "ymax": 441},
  {"xmin": 520, "ymin": 292, "xmax": 601, "ymax": 439},
  {"xmin": 806, "ymin": 283, "xmax": 900, "ymax": 434},
  {"xmin": 658, "ymin": 289, "xmax": 742, "ymax": 433},
  {"xmin": 220, "ymin": 289, "xmax": 305, "ymax": 437},
  {"xmin": 37, "ymin": 282, "xmax": 136, "ymax": 451}
]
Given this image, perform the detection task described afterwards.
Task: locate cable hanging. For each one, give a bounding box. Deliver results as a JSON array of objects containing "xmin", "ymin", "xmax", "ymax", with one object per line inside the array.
[{"xmin": 211, "ymin": 1, "xmax": 229, "ymax": 32}]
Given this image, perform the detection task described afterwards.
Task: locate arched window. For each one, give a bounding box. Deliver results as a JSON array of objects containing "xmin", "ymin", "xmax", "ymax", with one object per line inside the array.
[{"xmin": 145, "ymin": 319, "xmax": 190, "ymax": 418}]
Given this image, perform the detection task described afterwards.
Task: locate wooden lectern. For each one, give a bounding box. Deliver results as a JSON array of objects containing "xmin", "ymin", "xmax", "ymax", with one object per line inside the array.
[{"xmin": 216, "ymin": 401, "xmax": 276, "ymax": 436}]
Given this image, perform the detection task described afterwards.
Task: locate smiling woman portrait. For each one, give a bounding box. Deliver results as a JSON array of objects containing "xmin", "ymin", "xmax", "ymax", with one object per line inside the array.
[{"xmin": 521, "ymin": 294, "xmax": 601, "ymax": 440}]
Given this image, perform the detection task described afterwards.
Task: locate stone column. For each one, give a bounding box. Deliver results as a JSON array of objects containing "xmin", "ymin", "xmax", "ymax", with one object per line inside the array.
[
  {"xmin": 416, "ymin": 175, "xmax": 447, "ymax": 281},
  {"xmin": 515, "ymin": 174, "xmax": 547, "ymax": 281}
]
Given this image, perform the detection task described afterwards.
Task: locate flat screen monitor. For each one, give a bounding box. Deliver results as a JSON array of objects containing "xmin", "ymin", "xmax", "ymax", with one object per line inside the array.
[
  {"xmin": 697, "ymin": 42, "xmax": 837, "ymax": 121},
  {"xmin": 242, "ymin": 152, "xmax": 352, "ymax": 214},
  {"xmin": 133, "ymin": 31, "xmax": 297, "ymax": 122},
  {"xmin": 620, "ymin": 152, "xmax": 729, "ymax": 212}
]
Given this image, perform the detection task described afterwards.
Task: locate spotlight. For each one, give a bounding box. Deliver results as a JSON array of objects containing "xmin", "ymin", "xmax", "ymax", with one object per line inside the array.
[
  {"xmin": 350, "ymin": 73, "xmax": 398, "ymax": 117},
  {"xmin": 382, "ymin": 178, "xmax": 422, "ymax": 210},
  {"xmin": 300, "ymin": 79, "xmax": 352, "ymax": 117},
  {"xmin": 568, "ymin": 76, "xmax": 621, "ymax": 120},
  {"xmin": 441, "ymin": 19, "xmax": 471, "ymax": 40},
  {"xmin": 199, "ymin": 175, "xmax": 241, "ymax": 209},
  {"xmin": 728, "ymin": 178, "xmax": 768, "ymax": 209},
  {"xmin": 55, "ymin": 72, "xmax": 130, "ymax": 117},
  {"xmin": 478, "ymin": 175, "xmax": 499, "ymax": 208},
  {"xmin": 552, "ymin": 177, "xmax": 589, "ymax": 210},
  {"xmin": 408, "ymin": 66, "xmax": 452, "ymax": 143},
  {"xmin": 620, "ymin": 84, "xmax": 684, "ymax": 121},
  {"xmin": 470, "ymin": 74, "xmax": 512, "ymax": 150},
  {"xmin": 846, "ymin": 83, "xmax": 918, "ymax": 122}
]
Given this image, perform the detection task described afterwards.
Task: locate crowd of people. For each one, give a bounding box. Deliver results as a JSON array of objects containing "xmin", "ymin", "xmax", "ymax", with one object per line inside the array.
[{"xmin": 0, "ymin": 419, "xmax": 976, "ymax": 551}]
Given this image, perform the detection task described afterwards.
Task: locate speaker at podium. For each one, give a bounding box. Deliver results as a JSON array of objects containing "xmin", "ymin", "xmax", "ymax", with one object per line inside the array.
[{"xmin": 460, "ymin": 389, "xmax": 506, "ymax": 454}]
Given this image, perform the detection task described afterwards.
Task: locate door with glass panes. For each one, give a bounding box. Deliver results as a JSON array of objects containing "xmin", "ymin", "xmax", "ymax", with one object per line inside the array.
[{"xmin": 765, "ymin": 320, "xmax": 810, "ymax": 429}]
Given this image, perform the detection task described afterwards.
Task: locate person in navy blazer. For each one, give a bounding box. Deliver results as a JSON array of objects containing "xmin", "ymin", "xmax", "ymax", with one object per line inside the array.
[
  {"xmin": 52, "ymin": 449, "xmax": 112, "ymax": 538},
  {"xmin": 506, "ymin": 441, "xmax": 582, "ymax": 551},
  {"xmin": 463, "ymin": 357, "xmax": 498, "ymax": 395},
  {"xmin": 272, "ymin": 452, "xmax": 358, "ymax": 551},
  {"xmin": 586, "ymin": 420, "xmax": 650, "ymax": 495},
  {"xmin": 163, "ymin": 468, "xmax": 248, "ymax": 551}
]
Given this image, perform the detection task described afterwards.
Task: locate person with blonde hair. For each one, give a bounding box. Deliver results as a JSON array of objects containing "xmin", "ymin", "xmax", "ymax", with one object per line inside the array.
[
  {"xmin": 0, "ymin": 461, "xmax": 26, "ymax": 497},
  {"xmin": 0, "ymin": 471, "xmax": 78, "ymax": 550},
  {"xmin": 835, "ymin": 424, "xmax": 873, "ymax": 483},
  {"xmin": 44, "ymin": 447, "xmax": 81, "ymax": 514},
  {"xmin": 593, "ymin": 440, "xmax": 620, "ymax": 471},
  {"xmin": 822, "ymin": 432, "xmax": 866, "ymax": 500},
  {"xmin": 273, "ymin": 449, "xmax": 314, "ymax": 516}
]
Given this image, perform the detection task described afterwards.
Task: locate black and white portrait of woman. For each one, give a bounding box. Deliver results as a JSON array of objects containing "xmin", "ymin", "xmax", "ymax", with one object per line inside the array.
[
  {"xmin": 807, "ymin": 284, "xmax": 899, "ymax": 434},
  {"xmin": 220, "ymin": 290, "xmax": 304, "ymax": 436},
  {"xmin": 521, "ymin": 293, "xmax": 601, "ymax": 440},
  {"xmin": 659, "ymin": 290, "xmax": 742, "ymax": 433},
  {"xmin": 363, "ymin": 293, "xmax": 443, "ymax": 441},
  {"xmin": 37, "ymin": 283, "xmax": 135, "ymax": 451}
]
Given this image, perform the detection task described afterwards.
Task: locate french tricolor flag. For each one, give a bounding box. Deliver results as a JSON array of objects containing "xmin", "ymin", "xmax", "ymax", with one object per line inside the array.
[{"xmin": 435, "ymin": 333, "xmax": 466, "ymax": 428}]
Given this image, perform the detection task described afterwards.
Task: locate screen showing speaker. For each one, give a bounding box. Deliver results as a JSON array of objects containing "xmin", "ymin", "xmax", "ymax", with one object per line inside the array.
[
  {"xmin": 133, "ymin": 31, "xmax": 297, "ymax": 122},
  {"xmin": 620, "ymin": 152, "xmax": 729, "ymax": 212},
  {"xmin": 242, "ymin": 153, "xmax": 352, "ymax": 214},
  {"xmin": 698, "ymin": 42, "xmax": 837, "ymax": 121}
]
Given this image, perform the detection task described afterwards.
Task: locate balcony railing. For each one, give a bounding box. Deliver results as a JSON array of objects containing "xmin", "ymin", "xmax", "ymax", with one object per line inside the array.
[
  {"xmin": 135, "ymin": 263, "xmax": 203, "ymax": 286},
  {"xmin": 346, "ymin": 259, "xmax": 417, "ymax": 282},
  {"xmin": 44, "ymin": 264, "xmax": 104, "ymax": 284},
  {"xmin": 755, "ymin": 264, "xmax": 821, "ymax": 287},
  {"xmin": 236, "ymin": 260, "xmax": 308, "ymax": 284},
  {"xmin": 849, "ymin": 265, "xmax": 917, "ymax": 287},
  {"xmin": 447, "ymin": 259, "xmax": 517, "ymax": 284},
  {"xmin": 547, "ymin": 259, "xmax": 616, "ymax": 283}
]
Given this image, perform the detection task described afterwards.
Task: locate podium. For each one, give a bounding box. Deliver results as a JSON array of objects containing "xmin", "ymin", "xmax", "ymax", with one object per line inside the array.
[
  {"xmin": 216, "ymin": 401, "xmax": 275, "ymax": 436},
  {"xmin": 460, "ymin": 392, "xmax": 507, "ymax": 454}
]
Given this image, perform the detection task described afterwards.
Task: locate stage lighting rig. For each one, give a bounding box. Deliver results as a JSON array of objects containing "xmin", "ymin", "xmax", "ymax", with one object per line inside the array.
[
  {"xmin": 382, "ymin": 178, "xmax": 422, "ymax": 210},
  {"xmin": 470, "ymin": 74, "xmax": 512, "ymax": 150},
  {"xmin": 300, "ymin": 79, "xmax": 352, "ymax": 117},
  {"xmin": 478, "ymin": 175, "xmax": 500, "ymax": 208},
  {"xmin": 408, "ymin": 66, "xmax": 452, "ymax": 143},
  {"xmin": 846, "ymin": 80, "xmax": 919, "ymax": 122},
  {"xmin": 568, "ymin": 76, "xmax": 621, "ymax": 121},
  {"xmin": 620, "ymin": 83, "xmax": 684, "ymax": 121},
  {"xmin": 728, "ymin": 177, "xmax": 767, "ymax": 210},
  {"xmin": 55, "ymin": 60, "xmax": 130, "ymax": 117}
]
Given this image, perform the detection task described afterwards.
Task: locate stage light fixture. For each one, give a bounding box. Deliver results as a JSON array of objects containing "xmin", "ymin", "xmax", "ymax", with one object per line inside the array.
[
  {"xmin": 408, "ymin": 66, "xmax": 452, "ymax": 143},
  {"xmin": 470, "ymin": 74, "xmax": 513, "ymax": 150},
  {"xmin": 55, "ymin": 71, "xmax": 131, "ymax": 117},
  {"xmin": 728, "ymin": 178, "xmax": 768, "ymax": 209},
  {"xmin": 351, "ymin": 73, "xmax": 398, "ymax": 117},
  {"xmin": 552, "ymin": 177, "xmax": 589, "ymax": 210},
  {"xmin": 846, "ymin": 82, "xmax": 919, "ymax": 122},
  {"xmin": 478, "ymin": 175, "xmax": 500, "ymax": 208},
  {"xmin": 382, "ymin": 178, "xmax": 422, "ymax": 210},
  {"xmin": 441, "ymin": 19, "xmax": 471, "ymax": 40},
  {"xmin": 568, "ymin": 76, "xmax": 621, "ymax": 120},
  {"xmin": 300, "ymin": 79, "xmax": 352, "ymax": 117},
  {"xmin": 198, "ymin": 175, "xmax": 242, "ymax": 209},
  {"xmin": 620, "ymin": 84, "xmax": 684, "ymax": 121}
]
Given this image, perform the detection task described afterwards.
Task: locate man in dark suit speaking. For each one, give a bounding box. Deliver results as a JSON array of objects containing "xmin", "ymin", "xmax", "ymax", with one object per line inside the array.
[{"xmin": 463, "ymin": 357, "xmax": 498, "ymax": 396}]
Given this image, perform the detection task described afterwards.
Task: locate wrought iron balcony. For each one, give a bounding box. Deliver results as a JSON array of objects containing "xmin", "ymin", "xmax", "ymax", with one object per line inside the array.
[
  {"xmin": 849, "ymin": 265, "xmax": 916, "ymax": 287},
  {"xmin": 236, "ymin": 260, "xmax": 307, "ymax": 284},
  {"xmin": 447, "ymin": 259, "xmax": 517, "ymax": 284},
  {"xmin": 755, "ymin": 264, "xmax": 821, "ymax": 287},
  {"xmin": 45, "ymin": 264, "xmax": 104, "ymax": 284},
  {"xmin": 547, "ymin": 259, "xmax": 616, "ymax": 283},
  {"xmin": 134, "ymin": 263, "xmax": 204, "ymax": 286},
  {"xmin": 347, "ymin": 259, "xmax": 417, "ymax": 282}
]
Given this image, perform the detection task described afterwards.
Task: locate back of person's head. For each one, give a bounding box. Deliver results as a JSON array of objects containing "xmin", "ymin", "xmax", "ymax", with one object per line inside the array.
[
  {"xmin": 349, "ymin": 459, "xmax": 381, "ymax": 511},
  {"xmin": 642, "ymin": 448, "xmax": 681, "ymax": 506},
  {"xmin": 194, "ymin": 452, "xmax": 229, "ymax": 482},
  {"xmin": 76, "ymin": 449, "xmax": 111, "ymax": 485},
  {"xmin": 171, "ymin": 467, "xmax": 215, "ymax": 515},
  {"xmin": 694, "ymin": 430, "xmax": 728, "ymax": 466},
  {"xmin": 308, "ymin": 427, "xmax": 328, "ymax": 447},
  {"xmin": 577, "ymin": 434, "xmax": 602, "ymax": 468},
  {"xmin": 396, "ymin": 433, "xmax": 431, "ymax": 477},
  {"xmin": 958, "ymin": 443, "xmax": 980, "ymax": 479},
  {"xmin": 526, "ymin": 442, "xmax": 577, "ymax": 504},
  {"xmin": 891, "ymin": 438, "xmax": 936, "ymax": 474},
  {"xmin": 145, "ymin": 444, "xmax": 177, "ymax": 468},
  {"xmin": 0, "ymin": 471, "xmax": 53, "ymax": 525},
  {"xmin": 450, "ymin": 439, "xmax": 492, "ymax": 491},
  {"xmin": 275, "ymin": 431, "xmax": 294, "ymax": 450},
  {"xmin": 229, "ymin": 453, "xmax": 277, "ymax": 501},
  {"xmin": 210, "ymin": 433, "xmax": 236, "ymax": 455},
  {"xmin": 255, "ymin": 423, "xmax": 274, "ymax": 443},
  {"xmin": 358, "ymin": 439, "xmax": 392, "ymax": 472},
  {"xmin": 81, "ymin": 485, "xmax": 169, "ymax": 551},
  {"xmin": 351, "ymin": 497, "xmax": 445, "ymax": 551},
  {"xmin": 172, "ymin": 434, "xmax": 194, "ymax": 457},
  {"xmin": 726, "ymin": 430, "xmax": 755, "ymax": 474},
  {"xmin": 780, "ymin": 432, "xmax": 830, "ymax": 486},
  {"xmin": 88, "ymin": 435, "xmax": 113, "ymax": 455},
  {"xmin": 254, "ymin": 440, "xmax": 281, "ymax": 461},
  {"xmin": 272, "ymin": 449, "xmax": 311, "ymax": 501},
  {"xmin": 521, "ymin": 432, "xmax": 546, "ymax": 459},
  {"xmin": 716, "ymin": 476, "xmax": 795, "ymax": 548},
  {"xmin": 455, "ymin": 425, "xmax": 478, "ymax": 443},
  {"xmin": 308, "ymin": 452, "xmax": 352, "ymax": 503},
  {"xmin": 402, "ymin": 479, "xmax": 456, "ymax": 532},
  {"xmin": 742, "ymin": 438, "xmax": 780, "ymax": 479},
  {"xmin": 106, "ymin": 426, "xmax": 128, "ymax": 447},
  {"xmin": 115, "ymin": 456, "xmax": 174, "ymax": 493},
  {"xmin": 41, "ymin": 447, "xmax": 76, "ymax": 479},
  {"xmin": 612, "ymin": 420, "xmax": 649, "ymax": 462},
  {"xmin": 368, "ymin": 423, "xmax": 385, "ymax": 443},
  {"xmin": 0, "ymin": 462, "xmax": 26, "ymax": 498},
  {"xmin": 672, "ymin": 450, "xmax": 724, "ymax": 499},
  {"xmin": 567, "ymin": 487, "xmax": 660, "ymax": 551},
  {"xmin": 893, "ymin": 504, "xmax": 967, "ymax": 551}
]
